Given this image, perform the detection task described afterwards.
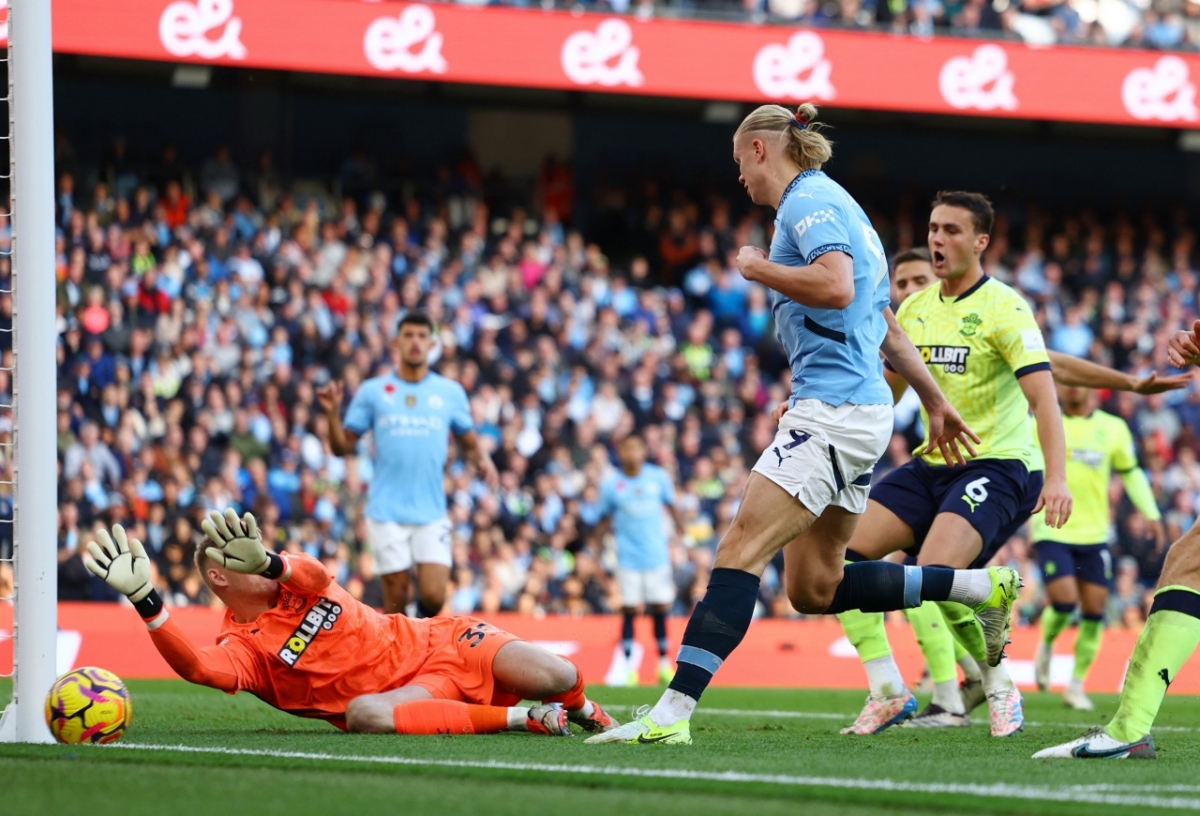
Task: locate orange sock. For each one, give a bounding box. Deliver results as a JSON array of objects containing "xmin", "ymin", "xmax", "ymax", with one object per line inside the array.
[
  {"xmin": 542, "ymin": 660, "xmax": 586, "ymax": 711},
  {"xmin": 392, "ymin": 700, "xmax": 511, "ymax": 735}
]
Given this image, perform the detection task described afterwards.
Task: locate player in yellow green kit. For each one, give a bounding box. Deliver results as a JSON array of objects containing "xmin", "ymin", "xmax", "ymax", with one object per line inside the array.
[
  {"xmin": 839, "ymin": 245, "xmax": 1186, "ymax": 735},
  {"xmin": 835, "ymin": 192, "xmax": 1071, "ymax": 739},
  {"xmin": 1033, "ymin": 320, "xmax": 1200, "ymax": 759},
  {"xmin": 1032, "ymin": 385, "xmax": 1165, "ymax": 712}
]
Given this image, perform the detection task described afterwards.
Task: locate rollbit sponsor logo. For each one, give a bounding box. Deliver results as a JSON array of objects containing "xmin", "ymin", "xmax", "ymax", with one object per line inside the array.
[
  {"xmin": 939, "ymin": 45, "xmax": 1017, "ymax": 112},
  {"xmin": 159, "ymin": 0, "xmax": 246, "ymax": 61},
  {"xmin": 752, "ymin": 32, "xmax": 835, "ymax": 101},
  {"xmin": 364, "ymin": 4, "xmax": 447, "ymax": 75},
  {"xmin": 561, "ymin": 19, "xmax": 643, "ymax": 88}
]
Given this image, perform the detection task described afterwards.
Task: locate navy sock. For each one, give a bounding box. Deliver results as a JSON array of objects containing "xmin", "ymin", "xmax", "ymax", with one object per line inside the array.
[
  {"xmin": 621, "ymin": 611, "xmax": 636, "ymax": 659},
  {"xmin": 1052, "ymin": 602, "xmax": 1077, "ymax": 615},
  {"xmin": 668, "ymin": 568, "xmax": 760, "ymax": 701},
  {"xmin": 652, "ymin": 611, "xmax": 669, "ymax": 658},
  {"xmin": 823, "ymin": 561, "xmax": 957, "ymax": 614}
]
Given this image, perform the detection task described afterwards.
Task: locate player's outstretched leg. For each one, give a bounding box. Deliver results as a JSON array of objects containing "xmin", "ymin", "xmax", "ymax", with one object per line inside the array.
[
  {"xmin": 1034, "ymin": 527, "xmax": 1200, "ymax": 759},
  {"xmin": 836, "ymin": 608, "xmax": 916, "ymax": 734},
  {"xmin": 346, "ymin": 688, "xmax": 559, "ymax": 737},
  {"xmin": 1033, "ymin": 587, "xmax": 1200, "ymax": 759},
  {"xmin": 900, "ymin": 603, "xmax": 970, "ymax": 728}
]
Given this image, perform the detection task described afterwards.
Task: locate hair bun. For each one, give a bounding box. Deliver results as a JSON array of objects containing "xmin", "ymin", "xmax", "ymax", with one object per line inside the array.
[{"xmin": 795, "ymin": 102, "xmax": 819, "ymax": 125}]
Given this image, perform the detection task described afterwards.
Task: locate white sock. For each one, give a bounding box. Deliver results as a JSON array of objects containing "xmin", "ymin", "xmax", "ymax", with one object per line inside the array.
[
  {"xmin": 863, "ymin": 655, "xmax": 907, "ymax": 698},
  {"xmin": 1068, "ymin": 678, "xmax": 1084, "ymax": 693},
  {"xmin": 981, "ymin": 662, "xmax": 1014, "ymax": 695},
  {"xmin": 649, "ymin": 689, "xmax": 696, "ymax": 727},
  {"xmin": 948, "ymin": 570, "xmax": 993, "ymax": 606},
  {"xmin": 932, "ymin": 679, "xmax": 965, "ymax": 714},
  {"xmin": 958, "ymin": 652, "xmax": 982, "ymax": 682},
  {"xmin": 567, "ymin": 699, "xmax": 595, "ymax": 720},
  {"xmin": 507, "ymin": 707, "xmax": 530, "ymax": 731}
]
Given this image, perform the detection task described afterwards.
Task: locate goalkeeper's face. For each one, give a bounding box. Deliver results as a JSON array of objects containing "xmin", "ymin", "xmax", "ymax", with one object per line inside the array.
[{"xmin": 204, "ymin": 561, "xmax": 278, "ymax": 599}]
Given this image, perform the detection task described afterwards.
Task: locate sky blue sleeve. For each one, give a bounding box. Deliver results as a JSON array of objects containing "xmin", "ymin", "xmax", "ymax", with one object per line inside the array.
[
  {"xmin": 660, "ymin": 468, "xmax": 677, "ymax": 507},
  {"xmin": 598, "ymin": 478, "xmax": 615, "ymax": 517},
  {"xmin": 785, "ymin": 191, "xmax": 853, "ymax": 266},
  {"xmin": 449, "ymin": 383, "xmax": 473, "ymax": 435},
  {"xmin": 343, "ymin": 384, "xmax": 373, "ymax": 436}
]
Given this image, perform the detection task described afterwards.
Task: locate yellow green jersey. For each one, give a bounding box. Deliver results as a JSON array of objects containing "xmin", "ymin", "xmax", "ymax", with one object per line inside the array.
[
  {"xmin": 891, "ymin": 275, "xmax": 1049, "ymax": 470},
  {"xmin": 1030, "ymin": 410, "xmax": 1161, "ymax": 545}
]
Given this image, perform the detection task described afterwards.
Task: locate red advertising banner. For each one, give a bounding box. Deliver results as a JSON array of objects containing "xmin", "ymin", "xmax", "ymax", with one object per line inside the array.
[
  {"xmin": 44, "ymin": 0, "xmax": 1200, "ymax": 128},
  {"xmin": 4, "ymin": 601, "xmax": 1200, "ymax": 694}
]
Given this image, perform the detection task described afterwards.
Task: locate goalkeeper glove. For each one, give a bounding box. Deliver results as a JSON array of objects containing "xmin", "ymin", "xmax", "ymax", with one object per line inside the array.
[
  {"xmin": 84, "ymin": 525, "xmax": 154, "ymax": 602},
  {"xmin": 201, "ymin": 508, "xmax": 285, "ymax": 578}
]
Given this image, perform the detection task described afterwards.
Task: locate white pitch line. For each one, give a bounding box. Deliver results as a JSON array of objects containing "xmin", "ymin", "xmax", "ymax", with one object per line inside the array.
[
  {"xmin": 612, "ymin": 706, "xmax": 1200, "ymax": 733},
  {"xmin": 104, "ymin": 743, "xmax": 1200, "ymax": 810}
]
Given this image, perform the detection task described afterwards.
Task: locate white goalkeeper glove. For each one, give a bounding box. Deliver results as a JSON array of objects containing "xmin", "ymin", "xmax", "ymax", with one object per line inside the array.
[
  {"xmin": 84, "ymin": 525, "xmax": 154, "ymax": 602},
  {"xmin": 201, "ymin": 508, "xmax": 278, "ymax": 576}
]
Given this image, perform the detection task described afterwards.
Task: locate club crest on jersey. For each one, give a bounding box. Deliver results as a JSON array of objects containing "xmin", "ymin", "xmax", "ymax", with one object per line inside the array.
[
  {"xmin": 405, "ymin": 394, "xmax": 417, "ymax": 408},
  {"xmin": 918, "ymin": 345, "xmax": 970, "ymax": 374},
  {"xmin": 277, "ymin": 597, "xmax": 342, "ymax": 667},
  {"xmin": 961, "ymin": 313, "xmax": 982, "ymax": 336}
]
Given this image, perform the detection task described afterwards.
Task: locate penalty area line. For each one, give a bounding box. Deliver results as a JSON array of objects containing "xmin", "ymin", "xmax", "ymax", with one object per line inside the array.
[{"xmin": 107, "ymin": 742, "xmax": 1200, "ymax": 810}]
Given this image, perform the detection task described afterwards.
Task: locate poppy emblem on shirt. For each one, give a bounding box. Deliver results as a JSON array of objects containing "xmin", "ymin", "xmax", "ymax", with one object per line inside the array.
[
  {"xmin": 617, "ymin": 481, "xmax": 625, "ymax": 491},
  {"xmin": 405, "ymin": 394, "xmax": 417, "ymax": 408},
  {"xmin": 384, "ymin": 383, "xmax": 396, "ymax": 394}
]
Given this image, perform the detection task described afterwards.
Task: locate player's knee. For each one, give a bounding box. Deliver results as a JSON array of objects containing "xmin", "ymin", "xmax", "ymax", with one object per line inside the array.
[
  {"xmin": 345, "ymin": 696, "xmax": 391, "ymax": 734},
  {"xmin": 548, "ymin": 657, "xmax": 578, "ymax": 694},
  {"xmin": 786, "ymin": 575, "xmax": 839, "ymax": 615}
]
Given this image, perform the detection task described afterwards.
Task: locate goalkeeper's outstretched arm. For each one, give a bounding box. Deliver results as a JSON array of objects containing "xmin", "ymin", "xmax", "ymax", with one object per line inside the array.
[{"xmin": 84, "ymin": 525, "xmax": 242, "ymax": 693}]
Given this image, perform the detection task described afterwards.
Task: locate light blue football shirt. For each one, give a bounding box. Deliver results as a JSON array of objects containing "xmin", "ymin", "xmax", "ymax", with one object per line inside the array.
[
  {"xmin": 599, "ymin": 464, "xmax": 676, "ymax": 571},
  {"xmin": 768, "ymin": 169, "xmax": 892, "ymax": 408},
  {"xmin": 343, "ymin": 372, "xmax": 472, "ymax": 525}
]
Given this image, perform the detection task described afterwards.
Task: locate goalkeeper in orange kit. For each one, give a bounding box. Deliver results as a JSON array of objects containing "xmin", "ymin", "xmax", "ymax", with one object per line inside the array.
[{"xmin": 84, "ymin": 509, "xmax": 618, "ymax": 737}]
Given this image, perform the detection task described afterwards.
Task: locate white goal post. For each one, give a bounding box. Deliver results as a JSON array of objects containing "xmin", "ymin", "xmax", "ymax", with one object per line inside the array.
[{"xmin": 0, "ymin": 0, "xmax": 59, "ymax": 744}]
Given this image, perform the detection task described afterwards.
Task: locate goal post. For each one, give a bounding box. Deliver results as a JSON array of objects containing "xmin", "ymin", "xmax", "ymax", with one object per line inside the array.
[{"xmin": 0, "ymin": 0, "xmax": 59, "ymax": 744}]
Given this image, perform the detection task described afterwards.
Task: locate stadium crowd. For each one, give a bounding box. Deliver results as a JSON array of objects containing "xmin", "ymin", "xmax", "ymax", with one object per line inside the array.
[
  {"xmin": 448, "ymin": 0, "xmax": 1200, "ymax": 51},
  {"xmin": 25, "ymin": 139, "xmax": 1200, "ymax": 635}
]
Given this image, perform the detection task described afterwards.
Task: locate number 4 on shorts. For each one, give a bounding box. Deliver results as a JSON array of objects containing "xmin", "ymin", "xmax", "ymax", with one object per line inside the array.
[{"xmin": 962, "ymin": 477, "xmax": 990, "ymax": 513}]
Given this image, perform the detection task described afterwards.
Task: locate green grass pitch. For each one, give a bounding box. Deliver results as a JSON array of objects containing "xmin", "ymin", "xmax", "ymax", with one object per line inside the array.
[{"xmin": 6, "ymin": 679, "xmax": 1200, "ymax": 815}]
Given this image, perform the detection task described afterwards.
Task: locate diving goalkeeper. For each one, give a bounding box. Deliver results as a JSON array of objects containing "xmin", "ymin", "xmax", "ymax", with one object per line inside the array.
[{"xmin": 83, "ymin": 510, "xmax": 617, "ymax": 737}]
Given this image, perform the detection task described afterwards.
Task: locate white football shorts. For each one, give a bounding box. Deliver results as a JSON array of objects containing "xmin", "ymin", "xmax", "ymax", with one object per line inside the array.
[
  {"xmin": 366, "ymin": 517, "xmax": 453, "ymax": 575},
  {"xmin": 617, "ymin": 564, "xmax": 676, "ymax": 607},
  {"xmin": 752, "ymin": 399, "xmax": 892, "ymax": 516}
]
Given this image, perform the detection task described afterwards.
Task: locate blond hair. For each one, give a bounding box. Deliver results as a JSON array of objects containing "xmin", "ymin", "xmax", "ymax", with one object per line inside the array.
[{"xmin": 734, "ymin": 102, "xmax": 833, "ymax": 172}]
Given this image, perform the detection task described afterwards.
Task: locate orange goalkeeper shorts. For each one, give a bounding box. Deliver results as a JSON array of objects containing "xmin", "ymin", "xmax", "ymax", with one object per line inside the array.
[{"xmin": 409, "ymin": 617, "xmax": 523, "ymax": 707}]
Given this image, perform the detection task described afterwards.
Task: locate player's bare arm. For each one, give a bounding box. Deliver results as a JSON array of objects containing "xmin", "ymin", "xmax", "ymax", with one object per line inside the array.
[
  {"xmin": 1047, "ymin": 350, "xmax": 1189, "ymax": 395},
  {"xmin": 1020, "ymin": 369, "xmax": 1072, "ymax": 528},
  {"xmin": 458, "ymin": 429, "xmax": 499, "ymax": 491},
  {"xmin": 736, "ymin": 246, "xmax": 854, "ymax": 310},
  {"xmin": 879, "ymin": 306, "xmax": 980, "ymax": 465},
  {"xmin": 318, "ymin": 380, "xmax": 360, "ymax": 456}
]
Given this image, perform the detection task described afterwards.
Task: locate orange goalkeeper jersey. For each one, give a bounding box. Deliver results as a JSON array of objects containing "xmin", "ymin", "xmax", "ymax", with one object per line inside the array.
[{"xmin": 147, "ymin": 553, "xmax": 450, "ymax": 729}]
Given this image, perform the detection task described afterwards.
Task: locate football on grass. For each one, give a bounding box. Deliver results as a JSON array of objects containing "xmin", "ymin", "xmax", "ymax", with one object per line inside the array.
[{"xmin": 44, "ymin": 666, "xmax": 133, "ymax": 744}]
